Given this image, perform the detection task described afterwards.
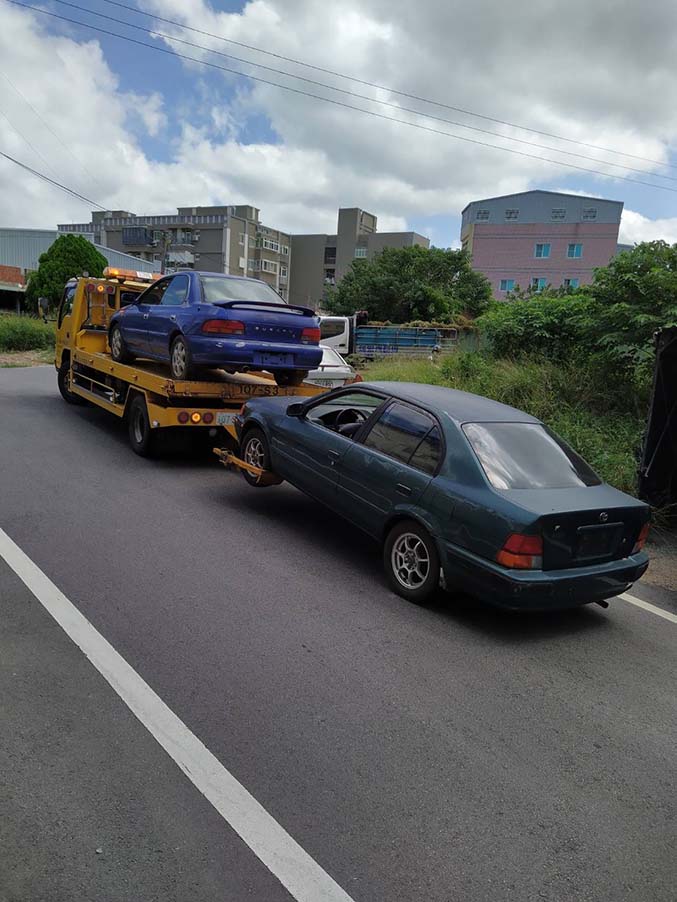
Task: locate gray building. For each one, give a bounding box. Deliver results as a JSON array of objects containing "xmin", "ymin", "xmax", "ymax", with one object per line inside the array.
[
  {"xmin": 289, "ymin": 207, "xmax": 429, "ymax": 307},
  {"xmin": 58, "ymin": 205, "xmax": 291, "ymax": 300}
]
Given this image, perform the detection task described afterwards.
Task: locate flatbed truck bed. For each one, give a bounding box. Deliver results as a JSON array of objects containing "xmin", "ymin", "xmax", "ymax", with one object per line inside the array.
[{"xmin": 55, "ymin": 271, "xmax": 323, "ymax": 456}]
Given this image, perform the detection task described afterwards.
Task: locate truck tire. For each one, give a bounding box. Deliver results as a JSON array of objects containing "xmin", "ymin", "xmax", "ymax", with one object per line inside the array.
[
  {"xmin": 127, "ymin": 394, "xmax": 158, "ymax": 457},
  {"xmin": 57, "ymin": 359, "xmax": 87, "ymax": 405},
  {"xmin": 384, "ymin": 520, "xmax": 440, "ymax": 605},
  {"xmin": 275, "ymin": 370, "xmax": 306, "ymax": 387},
  {"xmin": 110, "ymin": 325, "xmax": 133, "ymax": 364}
]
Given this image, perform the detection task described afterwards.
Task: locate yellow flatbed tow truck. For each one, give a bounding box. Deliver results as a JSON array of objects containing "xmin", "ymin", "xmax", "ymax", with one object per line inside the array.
[{"xmin": 55, "ymin": 268, "xmax": 323, "ymax": 458}]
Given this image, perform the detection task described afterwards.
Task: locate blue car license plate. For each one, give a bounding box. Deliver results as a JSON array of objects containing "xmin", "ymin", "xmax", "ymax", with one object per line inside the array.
[{"xmin": 255, "ymin": 353, "xmax": 294, "ymax": 366}]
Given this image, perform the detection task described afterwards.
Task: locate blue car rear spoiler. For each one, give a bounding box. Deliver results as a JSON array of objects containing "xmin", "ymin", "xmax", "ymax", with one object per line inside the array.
[{"xmin": 212, "ymin": 300, "xmax": 316, "ymax": 317}]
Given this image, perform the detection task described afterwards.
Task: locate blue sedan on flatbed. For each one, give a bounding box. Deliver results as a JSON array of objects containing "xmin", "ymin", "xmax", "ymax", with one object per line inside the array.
[
  {"xmin": 235, "ymin": 381, "xmax": 650, "ymax": 609},
  {"xmin": 109, "ymin": 270, "xmax": 322, "ymax": 385}
]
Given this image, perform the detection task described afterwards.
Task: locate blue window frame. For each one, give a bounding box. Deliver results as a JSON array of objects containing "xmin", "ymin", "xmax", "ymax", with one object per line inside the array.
[
  {"xmin": 567, "ymin": 243, "xmax": 583, "ymax": 258},
  {"xmin": 531, "ymin": 277, "xmax": 547, "ymax": 292},
  {"xmin": 563, "ymin": 278, "xmax": 579, "ymax": 289},
  {"xmin": 499, "ymin": 279, "xmax": 515, "ymax": 292},
  {"xmin": 535, "ymin": 243, "xmax": 551, "ymax": 258}
]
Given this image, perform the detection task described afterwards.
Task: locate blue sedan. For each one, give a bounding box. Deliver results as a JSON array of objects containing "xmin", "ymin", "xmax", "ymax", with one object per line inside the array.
[
  {"xmin": 109, "ymin": 270, "xmax": 322, "ymax": 385},
  {"xmin": 235, "ymin": 382, "xmax": 650, "ymax": 609}
]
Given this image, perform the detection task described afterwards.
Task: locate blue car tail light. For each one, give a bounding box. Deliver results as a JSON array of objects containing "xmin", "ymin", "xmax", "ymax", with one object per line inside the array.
[
  {"xmin": 301, "ymin": 327, "xmax": 321, "ymax": 344},
  {"xmin": 202, "ymin": 319, "xmax": 245, "ymax": 335}
]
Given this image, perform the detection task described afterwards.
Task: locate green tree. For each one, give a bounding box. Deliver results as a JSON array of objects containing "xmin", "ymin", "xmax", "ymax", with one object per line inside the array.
[
  {"xmin": 26, "ymin": 235, "xmax": 107, "ymax": 312},
  {"xmin": 324, "ymin": 245, "xmax": 492, "ymax": 322},
  {"xmin": 587, "ymin": 241, "xmax": 677, "ymax": 374}
]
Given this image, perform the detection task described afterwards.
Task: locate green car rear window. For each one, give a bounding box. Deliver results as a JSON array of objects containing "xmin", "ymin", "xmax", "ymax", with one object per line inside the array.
[{"xmin": 463, "ymin": 422, "xmax": 601, "ymax": 490}]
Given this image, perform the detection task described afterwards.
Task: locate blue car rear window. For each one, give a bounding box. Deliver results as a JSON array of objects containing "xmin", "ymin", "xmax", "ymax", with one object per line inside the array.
[
  {"xmin": 201, "ymin": 276, "xmax": 285, "ymax": 305},
  {"xmin": 463, "ymin": 422, "xmax": 601, "ymax": 490}
]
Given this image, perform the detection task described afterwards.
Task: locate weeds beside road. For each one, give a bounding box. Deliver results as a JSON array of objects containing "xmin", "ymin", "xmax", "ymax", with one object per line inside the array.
[{"xmin": 0, "ymin": 314, "xmax": 55, "ymax": 352}]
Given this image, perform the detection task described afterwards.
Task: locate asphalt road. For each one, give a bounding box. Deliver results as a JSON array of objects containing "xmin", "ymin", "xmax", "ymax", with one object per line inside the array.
[{"xmin": 1, "ymin": 365, "xmax": 676, "ymax": 902}]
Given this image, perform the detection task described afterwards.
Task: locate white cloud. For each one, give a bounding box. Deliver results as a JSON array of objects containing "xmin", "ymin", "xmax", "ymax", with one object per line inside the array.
[
  {"xmin": 620, "ymin": 209, "xmax": 677, "ymax": 245},
  {"xmin": 2, "ymin": 0, "xmax": 677, "ymax": 246}
]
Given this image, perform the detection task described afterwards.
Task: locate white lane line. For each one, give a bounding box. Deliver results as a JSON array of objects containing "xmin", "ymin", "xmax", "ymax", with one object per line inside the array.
[
  {"xmin": 620, "ymin": 592, "xmax": 677, "ymax": 625},
  {"xmin": 0, "ymin": 527, "xmax": 356, "ymax": 902}
]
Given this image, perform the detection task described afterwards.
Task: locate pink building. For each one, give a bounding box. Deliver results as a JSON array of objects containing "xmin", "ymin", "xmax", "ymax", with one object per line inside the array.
[{"xmin": 460, "ymin": 190, "xmax": 623, "ymax": 297}]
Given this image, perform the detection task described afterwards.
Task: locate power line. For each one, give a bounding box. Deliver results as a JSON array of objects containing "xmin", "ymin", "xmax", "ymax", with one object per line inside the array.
[
  {"xmin": 100, "ymin": 0, "xmax": 677, "ymax": 173},
  {"xmin": 49, "ymin": 0, "xmax": 677, "ymax": 184},
  {"xmin": 0, "ymin": 107, "xmax": 63, "ymax": 179},
  {"xmin": 0, "ymin": 150, "xmax": 106, "ymax": 208},
  {"xmin": 13, "ymin": 0, "xmax": 677, "ymax": 195},
  {"xmin": 0, "ymin": 69, "xmax": 106, "ymax": 195}
]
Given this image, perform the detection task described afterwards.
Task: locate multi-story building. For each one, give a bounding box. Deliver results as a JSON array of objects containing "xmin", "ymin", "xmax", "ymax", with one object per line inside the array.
[
  {"xmin": 58, "ymin": 205, "xmax": 291, "ymax": 299},
  {"xmin": 460, "ymin": 190, "xmax": 624, "ymax": 297},
  {"xmin": 289, "ymin": 207, "xmax": 429, "ymax": 307}
]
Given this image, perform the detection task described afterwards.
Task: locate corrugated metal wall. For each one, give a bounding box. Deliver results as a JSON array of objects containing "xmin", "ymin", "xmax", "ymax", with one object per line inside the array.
[{"xmin": 0, "ymin": 229, "xmax": 153, "ymax": 272}]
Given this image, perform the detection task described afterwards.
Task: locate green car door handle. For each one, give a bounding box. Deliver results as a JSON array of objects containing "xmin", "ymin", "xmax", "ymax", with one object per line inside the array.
[
  {"xmin": 328, "ymin": 450, "xmax": 340, "ymax": 466},
  {"xmin": 396, "ymin": 483, "xmax": 412, "ymax": 496}
]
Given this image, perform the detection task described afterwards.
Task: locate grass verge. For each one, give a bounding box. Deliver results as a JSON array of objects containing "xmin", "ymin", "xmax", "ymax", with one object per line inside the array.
[{"xmin": 0, "ymin": 315, "xmax": 55, "ymax": 352}]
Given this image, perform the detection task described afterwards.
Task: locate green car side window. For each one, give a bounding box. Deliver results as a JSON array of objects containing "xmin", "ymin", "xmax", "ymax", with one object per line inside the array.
[{"xmin": 364, "ymin": 402, "xmax": 440, "ymax": 472}]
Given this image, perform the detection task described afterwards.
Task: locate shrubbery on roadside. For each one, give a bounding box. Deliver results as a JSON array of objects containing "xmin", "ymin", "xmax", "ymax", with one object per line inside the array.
[{"xmin": 0, "ymin": 315, "xmax": 55, "ymax": 352}]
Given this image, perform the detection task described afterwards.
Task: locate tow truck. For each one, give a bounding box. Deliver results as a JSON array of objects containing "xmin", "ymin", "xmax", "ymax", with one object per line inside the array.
[{"xmin": 55, "ymin": 268, "xmax": 323, "ymax": 459}]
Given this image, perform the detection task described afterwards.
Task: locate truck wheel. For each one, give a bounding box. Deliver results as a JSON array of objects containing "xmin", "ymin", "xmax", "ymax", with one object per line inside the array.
[
  {"xmin": 110, "ymin": 325, "xmax": 133, "ymax": 364},
  {"xmin": 57, "ymin": 359, "xmax": 87, "ymax": 405},
  {"xmin": 240, "ymin": 427, "xmax": 274, "ymax": 487},
  {"xmin": 170, "ymin": 335, "xmax": 194, "ymax": 381},
  {"xmin": 127, "ymin": 395, "xmax": 157, "ymax": 457},
  {"xmin": 275, "ymin": 370, "xmax": 306, "ymax": 387},
  {"xmin": 384, "ymin": 520, "xmax": 440, "ymax": 605}
]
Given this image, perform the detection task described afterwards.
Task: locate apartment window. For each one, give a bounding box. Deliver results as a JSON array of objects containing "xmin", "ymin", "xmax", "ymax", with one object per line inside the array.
[
  {"xmin": 281, "ymin": 245, "xmax": 289, "ymax": 255},
  {"xmin": 567, "ymin": 243, "xmax": 583, "ymax": 258},
  {"xmin": 354, "ymin": 247, "xmax": 368, "ymax": 258},
  {"xmin": 475, "ymin": 209, "xmax": 490, "ymax": 221},
  {"xmin": 262, "ymin": 237, "xmax": 280, "ymax": 252},
  {"xmin": 247, "ymin": 259, "xmax": 257, "ymax": 272},
  {"xmin": 535, "ymin": 243, "xmax": 551, "ymax": 258},
  {"xmin": 261, "ymin": 259, "xmax": 278, "ymax": 274},
  {"xmin": 504, "ymin": 208, "xmax": 519, "ymax": 220},
  {"xmin": 499, "ymin": 279, "xmax": 515, "ymax": 292},
  {"xmin": 239, "ymin": 233, "xmax": 245, "ymax": 245},
  {"xmin": 280, "ymin": 264, "xmax": 288, "ymax": 278},
  {"xmin": 551, "ymin": 208, "xmax": 566, "ymax": 221},
  {"xmin": 563, "ymin": 278, "xmax": 580, "ymax": 289},
  {"xmin": 531, "ymin": 277, "xmax": 547, "ymax": 292},
  {"xmin": 582, "ymin": 207, "xmax": 597, "ymax": 221}
]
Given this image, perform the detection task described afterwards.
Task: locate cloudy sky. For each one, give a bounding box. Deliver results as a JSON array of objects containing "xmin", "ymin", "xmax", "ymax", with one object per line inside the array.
[{"xmin": 2, "ymin": 0, "xmax": 677, "ymax": 246}]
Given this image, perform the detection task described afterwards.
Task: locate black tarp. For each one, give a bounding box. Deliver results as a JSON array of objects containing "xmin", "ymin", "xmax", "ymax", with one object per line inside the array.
[{"xmin": 639, "ymin": 327, "xmax": 677, "ymax": 508}]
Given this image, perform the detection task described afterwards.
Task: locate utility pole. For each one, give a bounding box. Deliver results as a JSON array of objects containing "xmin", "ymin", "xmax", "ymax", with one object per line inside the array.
[{"xmin": 159, "ymin": 231, "xmax": 172, "ymax": 274}]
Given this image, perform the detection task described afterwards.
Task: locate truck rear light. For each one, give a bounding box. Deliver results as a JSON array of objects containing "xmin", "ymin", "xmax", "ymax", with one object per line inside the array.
[
  {"xmin": 190, "ymin": 412, "xmax": 202, "ymax": 423},
  {"xmin": 301, "ymin": 327, "xmax": 321, "ymax": 343},
  {"xmin": 632, "ymin": 522, "xmax": 650, "ymax": 554},
  {"xmin": 202, "ymin": 412, "xmax": 214, "ymax": 424},
  {"xmin": 497, "ymin": 533, "xmax": 543, "ymax": 570},
  {"xmin": 202, "ymin": 319, "xmax": 245, "ymax": 334},
  {"xmin": 178, "ymin": 411, "xmax": 189, "ymax": 424}
]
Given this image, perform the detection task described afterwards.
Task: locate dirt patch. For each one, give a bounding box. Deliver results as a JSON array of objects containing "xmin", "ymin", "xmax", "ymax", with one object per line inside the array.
[
  {"xmin": 645, "ymin": 530, "xmax": 677, "ymax": 592},
  {"xmin": 0, "ymin": 349, "xmax": 53, "ymax": 367}
]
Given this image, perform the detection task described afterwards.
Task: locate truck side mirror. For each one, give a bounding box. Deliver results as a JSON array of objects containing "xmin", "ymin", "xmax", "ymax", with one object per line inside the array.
[{"xmin": 287, "ymin": 403, "xmax": 305, "ymax": 418}]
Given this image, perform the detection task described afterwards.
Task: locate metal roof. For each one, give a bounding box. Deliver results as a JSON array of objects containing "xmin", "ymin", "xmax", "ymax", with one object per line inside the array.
[{"xmin": 0, "ymin": 228, "xmax": 155, "ymax": 273}]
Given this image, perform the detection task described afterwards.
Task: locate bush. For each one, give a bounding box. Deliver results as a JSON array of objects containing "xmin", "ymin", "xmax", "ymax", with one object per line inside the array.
[{"xmin": 0, "ymin": 315, "xmax": 55, "ymax": 351}]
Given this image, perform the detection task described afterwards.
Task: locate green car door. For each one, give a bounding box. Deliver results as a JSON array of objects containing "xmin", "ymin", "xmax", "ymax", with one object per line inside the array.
[
  {"xmin": 335, "ymin": 401, "xmax": 443, "ymax": 536},
  {"xmin": 272, "ymin": 390, "xmax": 386, "ymax": 504}
]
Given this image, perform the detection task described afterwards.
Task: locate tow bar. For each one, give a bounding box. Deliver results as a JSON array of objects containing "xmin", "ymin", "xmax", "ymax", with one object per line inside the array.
[{"xmin": 213, "ymin": 448, "xmax": 283, "ymax": 486}]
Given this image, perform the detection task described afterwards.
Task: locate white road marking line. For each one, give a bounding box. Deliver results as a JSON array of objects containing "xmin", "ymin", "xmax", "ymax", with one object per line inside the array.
[
  {"xmin": 620, "ymin": 592, "xmax": 677, "ymax": 625},
  {"xmin": 0, "ymin": 527, "xmax": 356, "ymax": 902}
]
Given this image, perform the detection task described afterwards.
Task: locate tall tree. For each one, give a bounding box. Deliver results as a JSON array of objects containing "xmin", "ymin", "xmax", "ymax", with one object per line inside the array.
[
  {"xmin": 26, "ymin": 235, "xmax": 107, "ymax": 311},
  {"xmin": 324, "ymin": 246, "xmax": 492, "ymax": 322}
]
